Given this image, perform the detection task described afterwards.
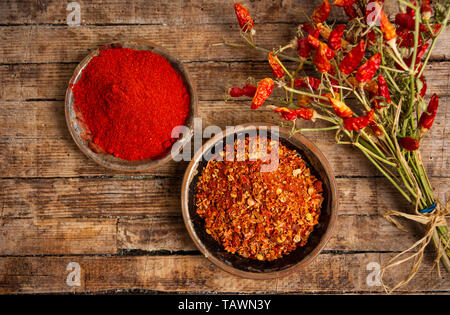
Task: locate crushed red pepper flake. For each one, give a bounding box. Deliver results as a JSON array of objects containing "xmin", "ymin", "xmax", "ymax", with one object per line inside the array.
[{"xmin": 195, "ymin": 136, "xmax": 324, "ymax": 261}]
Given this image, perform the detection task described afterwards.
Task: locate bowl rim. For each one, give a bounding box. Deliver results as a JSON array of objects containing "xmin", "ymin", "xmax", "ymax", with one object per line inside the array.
[
  {"xmin": 181, "ymin": 122, "xmax": 338, "ymax": 279},
  {"xmin": 65, "ymin": 39, "xmax": 198, "ymax": 172}
]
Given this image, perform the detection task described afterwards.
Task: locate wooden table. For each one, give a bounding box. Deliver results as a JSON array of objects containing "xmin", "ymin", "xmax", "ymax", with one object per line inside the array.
[{"xmin": 0, "ymin": 0, "xmax": 448, "ymax": 294}]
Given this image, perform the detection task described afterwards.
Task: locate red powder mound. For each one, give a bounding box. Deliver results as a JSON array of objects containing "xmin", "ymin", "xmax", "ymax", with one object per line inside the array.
[{"xmin": 72, "ymin": 47, "xmax": 190, "ymax": 161}]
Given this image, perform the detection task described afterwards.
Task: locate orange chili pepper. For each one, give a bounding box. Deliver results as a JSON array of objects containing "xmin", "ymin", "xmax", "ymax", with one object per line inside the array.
[
  {"xmin": 314, "ymin": 42, "xmax": 332, "ymax": 73},
  {"xmin": 297, "ymin": 94, "xmax": 313, "ymax": 107},
  {"xmin": 234, "ymin": 3, "xmax": 254, "ymax": 32},
  {"xmin": 268, "ymin": 52, "xmax": 285, "ymax": 79},
  {"xmin": 344, "ymin": 110, "xmax": 374, "ymax": 131},
  {"xmin": 274, "ymin": 107, "xmax": 297, "ymax": 121},
  {"xmin": 251, "ymin": 78, "xmax": 274, "ymax": 109},
  {"xmin": 329, "ymin": 97, "xmax": 353, "ymax": 118},
  {"xmin": 312, "ymin": 0, "xmax": 331, "ymax": 24},
  {"xmin": 378, "ymin": 5, "xmax": 397, "ymax": 42},
  {"xmin": 333, "ymin": 0, "xmax": 358, "ymax": 7},
  {"xmin": 296, "ymin": 107, "xmax": 315, "ymax": 120},
  {"xmin": 356, "ymin": 53, "xmax": 381, "ymax": 83}
]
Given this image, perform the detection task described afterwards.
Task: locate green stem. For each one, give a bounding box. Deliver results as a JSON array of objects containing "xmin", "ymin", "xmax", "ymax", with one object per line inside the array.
[
  {"xmin": 294, "ymin": 126, "xmax": 340, "ymax": 133},
  {"xmin": 355, "ymin": 143, "xmax": 397, "ymax": 167},
  {"xmin": 359, "ymin": 147, "xmax": 412, "ymax": 203},
  {"xmin": 217, "ymin": 42, "xmax": 305, "ymax": 63},
  {"xmin": 282, "ymin": 86, "xmax": 329, "ymax": 101}
]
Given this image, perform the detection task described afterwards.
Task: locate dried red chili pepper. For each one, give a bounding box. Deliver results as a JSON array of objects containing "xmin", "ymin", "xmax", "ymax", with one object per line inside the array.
[
  {"xmin": 329, "ymin": 97, "xmax": 353, "ymax": 118},
  {"xmin": 397, "ymin": 27, "xmax": 416, "ymax": 47},
  {"xmin": 399, "ymin": 137, "xmax": 420, "ymax": 151},
  {"xmin": 328, "ymin": 24, "xmax": 346, "ymax": 50},
  {"xmin": 395, "ymin": 13, "xmax": 427, "ymax": 32},
  {"xmin": 307, "ymin": 34, "xmax": 321, "ymax": 48},
  {"xmin": 370, "ymin": 122, "xmax": 384, "ymax": 136},
  {"xmin": 296, "ymin": 107, "xmax": 315, "ymax": 120},
  {"xmin": 343, "ymin": 5, "xmax": 358, "ymax": 19},
  {"xmin": 268, "ymin": 52, "xmax": 285, "ymax": 79},
  {"xmin": 333, "ymin": 0, "xmax": 358, "ymax": 7},
  {"xmin": 301, "ymin": 23, "xmax": 318, "ymax": 37},
  {"xmin": 297, "ymin": 94, "xmax": 313, "ymax": 107},
  {"xmin": 251, "ymin": 78, "xmax": 274, "ymax": 109},
  {"xmin": 422, "ymin": 0, "xmax": 432, "ymax": 22},
  {"xmin": 234, "ymin": 3, "xmax": 254, "ymax": 32},
  {"xmin": 406, "ymin": 0, "xmax": 417, "ymax": 16},
  {"xmin": 312, "ymin": 0, "xmax": 331, "ymax": 24},
  {"xmin": 297, "ymin": 38, "xmax": 313, "ymax": 58},
  {"xmin": 308, "ymin": 36, "xmax": 335, "ymax": 59},
  {"xmin": 419, "ymin": 93, "xmax": 439, "ymax": 132},
  {"xmin": 367, "ymin": 30, "xmax": 376, "ymax": 45},
  {"xmin": 356, "ymin": 53, "xmax": 381, "ymax": 83},
  {"xmin": 378, "ymin": 6, "xmax": 397, "ymax": 42},
  {"xmin": 294, "ymin": 77, "xmax": 321, "ymax": 90},
  {"xmin": 339, "ymin": 39, "xmax": 365, "ymax": 75},
  {"xmin": 274, "ymin": 107, "xmax": 297, "ymax": 121},
  {"xmin": 377, "ymin": 75, "xmax": 391, "ymax": 103},
  {"xmin": 230, "ymin": 84, "xmax": 257, "ymax": 98},
  {"xmin": 344, "ymin": 110, "xmax": 374, "ymax": 131},
  {"xmin": 314, "ymin": 42, "xmax": 332, "ymax": 73},
  {"xmin": 419, "ymin": 76, "xmax": 427, "ymax": 98},
  {"xmin": 405, "ymin": 43, "xmax": 430, "ymax": 67}
]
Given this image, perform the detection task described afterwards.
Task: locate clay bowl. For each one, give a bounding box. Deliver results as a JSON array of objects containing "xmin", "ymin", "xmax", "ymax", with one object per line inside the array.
[
  {"xmin": 181, "ymin": 123, "xmax": 338, "ymax": 279},
  {"xmin": 65, "ymin": 40, "xmax": 197, "ymax": 171}
]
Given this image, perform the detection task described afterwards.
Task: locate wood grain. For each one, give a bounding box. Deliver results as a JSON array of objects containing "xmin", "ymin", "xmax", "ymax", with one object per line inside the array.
[
  {"xmin": 0, "ymin": 253, "xmax": 447, "ymax": 294},
  {"xmin": 0, "ymin": 25, "xmax": 449, "ymax": 64},
  {"xmin": 1, "ymin": 61, "xmax": 449, "ymax": 102},
  {"xmin": 0, "ymin": 0, "xmax": 448, "ymax": 295},
  {"xmin": 0, "ymin": 0, "xmax": 411, "ymax": 25},
  {"xmin": 0, "ymin": 218, "xmax": 117, "ymax": 255},
  {"xmin": 0, "ymin": 176, "xmax": 447, "ymax": 219},
  {"xmin": 116, "ymin": 215, "xmax": 424, "ymax": 253},
  {"xmin": 0, "ymin": 98, "xmax": 447, "ymax": 178}
]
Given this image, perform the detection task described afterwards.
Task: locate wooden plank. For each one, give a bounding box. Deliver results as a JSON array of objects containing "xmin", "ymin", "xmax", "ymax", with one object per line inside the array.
[
  {"xmin": 0, "ymin": 97, "xmax": 447, "ymax": 178},
  {"xmin": 116, "ymin": 215, "xmax": 424, "ymax": 253},
  {"xmin": 0, "ymin": 0, "xmax": 400, "ymax": 25},
  {"xmin": 0, "ymin": 25, "xmax": 448, "ymax": 64},
  {"xmin": 1, "ymin": 61, "xmax": 449, "ymax": 102},
  {"xmin": 0, "ymin": 176, "xmax": 447, "ymax": 219},
  {"xmin": 0, "ymin": 253, "xmax": 447, "ymax": 293},
  {"xmin": 0, "ymin": 218, "xmax": 117, "ymax": 255}
]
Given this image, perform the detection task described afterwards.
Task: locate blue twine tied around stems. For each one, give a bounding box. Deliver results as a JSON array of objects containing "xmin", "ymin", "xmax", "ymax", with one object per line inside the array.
[{"xmin": 419, "ymin": 202, "xmax": 437, "ymax": 214}]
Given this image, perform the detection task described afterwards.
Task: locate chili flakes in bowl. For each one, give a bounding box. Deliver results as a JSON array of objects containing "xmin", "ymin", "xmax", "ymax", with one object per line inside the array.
[{"xmin": 195, "ymin": 136, "xmax": 324, "ymax": 261}]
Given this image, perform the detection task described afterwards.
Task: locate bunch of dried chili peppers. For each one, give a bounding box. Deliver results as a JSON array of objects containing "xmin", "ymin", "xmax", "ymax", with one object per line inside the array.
[{"xmin": 220, "ymin": 0, "xmax": 450, "ymax": 292}]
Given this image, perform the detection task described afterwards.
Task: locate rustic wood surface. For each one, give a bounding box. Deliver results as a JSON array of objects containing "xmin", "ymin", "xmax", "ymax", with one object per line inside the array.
[{"xmin": 0, "ymin": 0, "xmax": 448, "ymax": 294}]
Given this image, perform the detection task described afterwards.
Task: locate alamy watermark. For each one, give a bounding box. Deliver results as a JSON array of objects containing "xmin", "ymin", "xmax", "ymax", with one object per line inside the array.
[
  {"xmin": 171, "ymin": 118, "xmax": 280, "ymax": 172},
  {"xmin": 66, "ymin": 2, "xmax": 81, "ymax": 26}
]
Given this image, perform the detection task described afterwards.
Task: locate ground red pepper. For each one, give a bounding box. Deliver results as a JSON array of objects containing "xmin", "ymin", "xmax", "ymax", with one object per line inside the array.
[{"xmin": 72, "ymin": 47, "xmax": 190, "ymax": 161}]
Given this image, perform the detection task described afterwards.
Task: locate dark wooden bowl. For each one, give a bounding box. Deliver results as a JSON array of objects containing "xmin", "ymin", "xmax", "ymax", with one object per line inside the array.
[
  {"xmin": 65, "ymin": 40, "xmax": 197, "ymax": 171},
  {"xmin": 181, "ymin": 123, "xmax": 338, "ymax": 279}
]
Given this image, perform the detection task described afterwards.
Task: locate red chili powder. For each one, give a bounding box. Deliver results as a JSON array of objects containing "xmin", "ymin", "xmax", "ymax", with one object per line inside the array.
[{"xmin": 72, "ymin": 47, "xmax": 190, "ymax": 161}]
